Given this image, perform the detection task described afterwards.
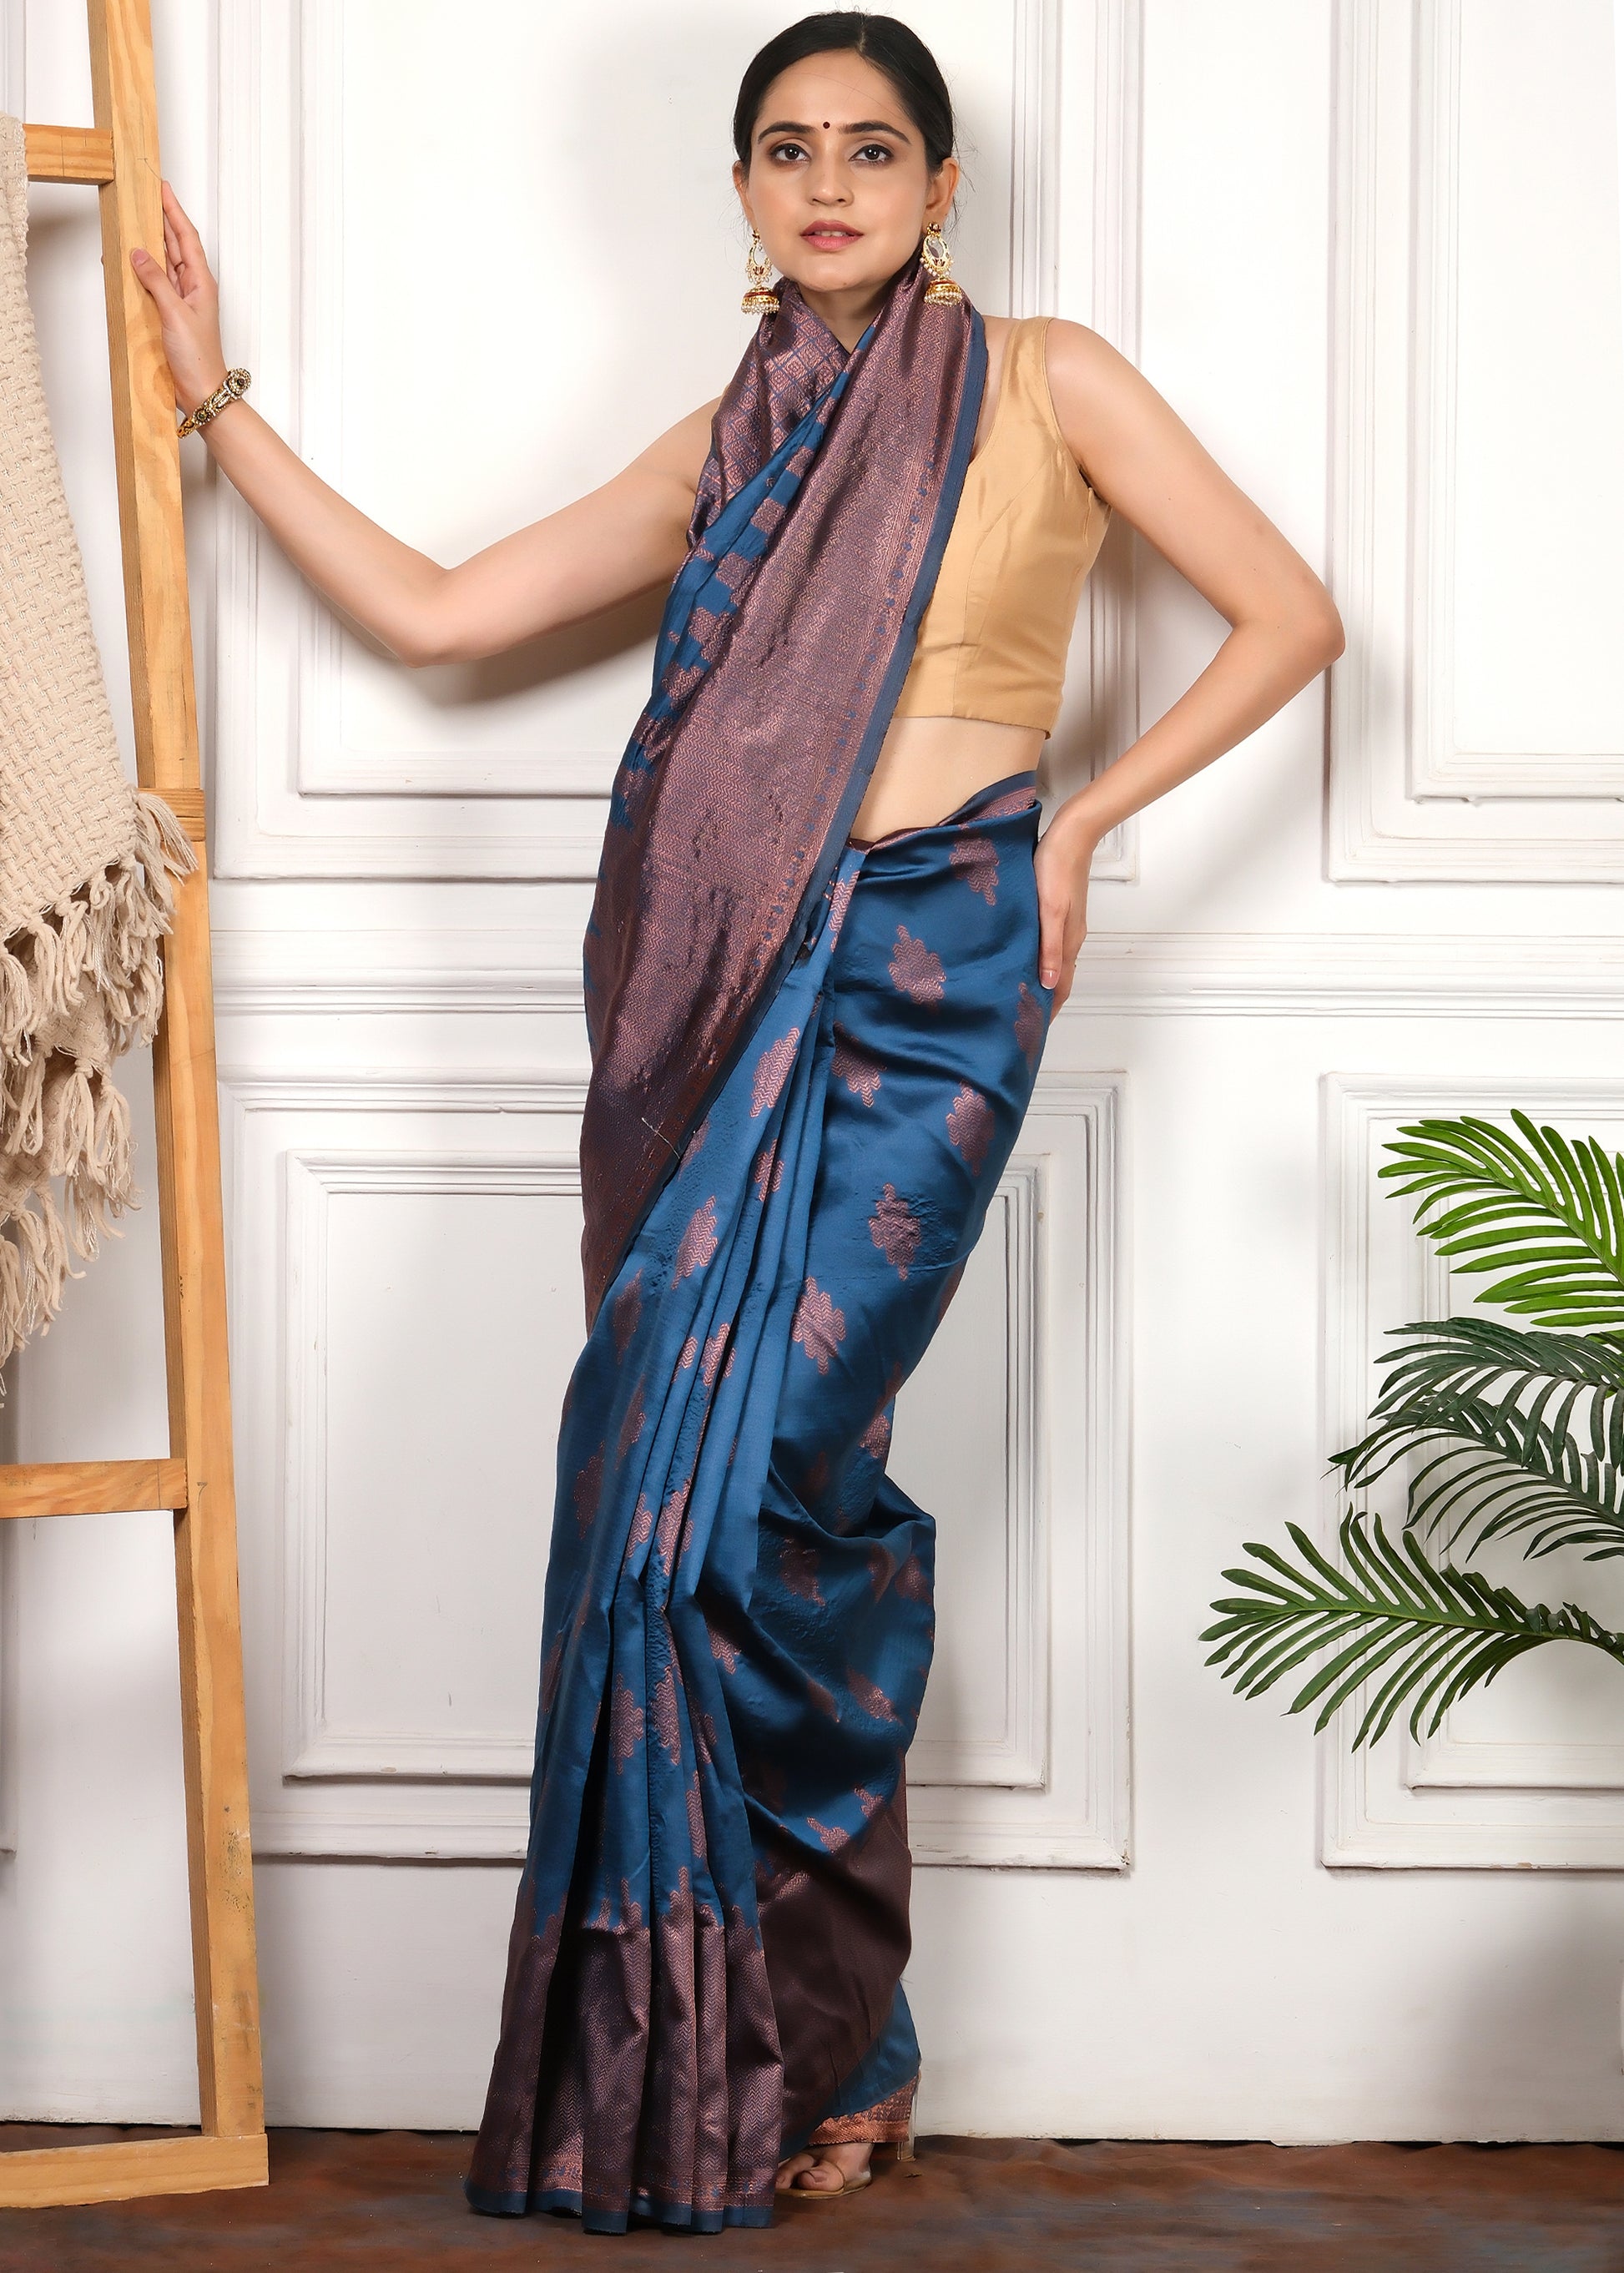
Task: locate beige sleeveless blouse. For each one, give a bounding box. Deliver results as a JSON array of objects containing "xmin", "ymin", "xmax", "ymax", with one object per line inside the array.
[{"xmin": 892, "ymin": 314, "xmax": 1109, "ymax": 738}]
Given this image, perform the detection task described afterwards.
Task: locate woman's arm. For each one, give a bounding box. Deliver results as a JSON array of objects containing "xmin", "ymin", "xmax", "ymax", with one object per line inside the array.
[
  {"xmin": 1031, "ymin": 317, "xmax": 1345, "ymax": 1008},
  {"xmin": 132, "ymin": 182, "xmax": 715, "ymax": 668}
]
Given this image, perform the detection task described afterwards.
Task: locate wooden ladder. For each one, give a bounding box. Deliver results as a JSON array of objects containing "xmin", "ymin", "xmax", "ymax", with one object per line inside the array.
[{"xmin": 0, "ymin": 0, "xmax": 268, "ymax": 2210}]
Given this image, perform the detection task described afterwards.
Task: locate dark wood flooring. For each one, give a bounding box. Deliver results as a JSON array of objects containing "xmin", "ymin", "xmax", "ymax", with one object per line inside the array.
[{"xmin": 3, "ymin": 2126, "xmax": 1624, "ymax": 2268}]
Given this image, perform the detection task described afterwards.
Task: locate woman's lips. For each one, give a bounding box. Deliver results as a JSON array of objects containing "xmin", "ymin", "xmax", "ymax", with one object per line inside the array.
[{"xmin": 802, "ymin": 227, "xmax": 861, "ymax": 246}]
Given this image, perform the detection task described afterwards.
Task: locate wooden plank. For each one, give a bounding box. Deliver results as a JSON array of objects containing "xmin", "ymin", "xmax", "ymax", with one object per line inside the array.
[
  {"xmin": 88, "ymin": 0, "xmax": 266, "ymax": 2155},
  {"xmin": 88, "ymin": 0, "xmax": 199, "ymax": 799},
  {"xmin": 23, "ymin": 123, "xmax": 116, "ymax": 184},
  {"xmin": 161, "ymin": 784, "xmax": 207, "ymax": 844},
  {"xmin": 158, "ymin": 895, "xmax": 265, "ymax": 2142},
  {"xmin": 0, "ymin": 2131, "xmax": 267, "ymax": 2209},
  {"xmin": 0, "ymin": 1459, "xmax": 187, "ymax": 1520}
]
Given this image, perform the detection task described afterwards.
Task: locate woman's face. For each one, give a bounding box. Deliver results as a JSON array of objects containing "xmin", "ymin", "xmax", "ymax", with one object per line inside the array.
[{"xmin": 733, "ymin": 51, "xmax": 957, "ymax": 301}]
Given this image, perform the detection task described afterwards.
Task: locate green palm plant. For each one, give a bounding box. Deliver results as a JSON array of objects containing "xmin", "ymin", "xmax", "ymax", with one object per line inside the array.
[{"xmin": 1204, "ymin": 1110, "xmax": 1624, "ymax": 1745}]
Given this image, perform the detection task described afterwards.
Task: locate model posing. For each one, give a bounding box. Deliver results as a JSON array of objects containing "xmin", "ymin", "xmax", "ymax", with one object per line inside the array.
[{"xmin": 135, "ymin": 9, "xmax": 1341, "ymax": 2234}]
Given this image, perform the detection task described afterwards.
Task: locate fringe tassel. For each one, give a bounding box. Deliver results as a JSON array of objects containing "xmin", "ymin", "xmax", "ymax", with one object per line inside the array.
[
  {"xmin": 4, "ymin": 1051, "xmax": 47, "ymax": 1158},
  {"xmin": 0, "ymin": 1184, "xmax": 74, "ymax": 1372},
  {"xmin": 0, "ymin": 938, "xmax": 29, "ymax": 1051},
  {"xmin": 91, "ymin": 1067, "xmax": 133, "ymax": 1188},
  {"xmin": 0, "ymin": 1232, "xmax": 23, "ymax": 1371},
  {"xmin": 0, "ymin": 788, "xmax": 199, "ymax": 1391}
]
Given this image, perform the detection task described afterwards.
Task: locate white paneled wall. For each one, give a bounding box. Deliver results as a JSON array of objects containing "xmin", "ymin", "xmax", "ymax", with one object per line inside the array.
[
  {"xmin": 1322, "ymin": 1078, "xmax": 1624, "ymax": 1868},
  {"xmin": 1329, "ymin": 0, "xmax": 1624, "ymax": 875},
  {"xmin": 7, "ymin": 0, "xmax": 1624, "ymax": 2143}
]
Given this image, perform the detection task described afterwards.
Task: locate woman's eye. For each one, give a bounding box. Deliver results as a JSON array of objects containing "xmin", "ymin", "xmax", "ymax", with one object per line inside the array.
[{"xmin": 765, "ymin": 139, "xmax": 892, "ymax": 163}]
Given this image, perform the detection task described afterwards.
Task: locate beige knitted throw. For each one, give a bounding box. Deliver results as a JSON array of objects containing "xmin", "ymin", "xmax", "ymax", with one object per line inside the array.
[{"xmin": 0, "ymin": 111, "xmax": 197, "ymax": 1377}]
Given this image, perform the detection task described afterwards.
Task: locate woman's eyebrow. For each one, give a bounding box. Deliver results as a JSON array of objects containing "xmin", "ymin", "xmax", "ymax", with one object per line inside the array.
[{"xmin": 754, "ymin": 118, "xmax": 910, "ymax": 143}]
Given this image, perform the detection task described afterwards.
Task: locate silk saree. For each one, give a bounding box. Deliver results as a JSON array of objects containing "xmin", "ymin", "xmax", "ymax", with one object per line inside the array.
[{"xmin": 466, "ymin": 255, "xmax": 1054, "ymax": 2232}]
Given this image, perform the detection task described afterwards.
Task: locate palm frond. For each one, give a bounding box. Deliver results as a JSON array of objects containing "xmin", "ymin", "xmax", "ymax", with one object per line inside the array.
[
  {"xmin": 1379, "ymin": 1110, "xmax": 1624, "ymax": 1328},
  {"xmin": 1202, "ymin": 1509, "xmax": 1624, "ymax": 1746},
  {"xmin": 1333, "ymin": 1369, "xmax": 1624, "ymax": 1562},
  {"xmin": 1365, "ymin": 1318, "xmax": 1624, "ymax": 1438}
]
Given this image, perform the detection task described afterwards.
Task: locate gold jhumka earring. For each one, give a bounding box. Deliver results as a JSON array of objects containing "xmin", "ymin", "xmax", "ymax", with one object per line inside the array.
[
  {"xmin": 741, "ymin": 229, "xmax": 780, "ymax": 315},
  {"xmin": 920, "ymin": 220, "xmax": 961, "ymax": 305}
]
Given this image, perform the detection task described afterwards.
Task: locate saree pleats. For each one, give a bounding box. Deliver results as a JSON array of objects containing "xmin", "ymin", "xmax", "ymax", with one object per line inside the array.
[{"xmin": 466, "ymin": 774, "xmax": 1052, "ymax": 2232}]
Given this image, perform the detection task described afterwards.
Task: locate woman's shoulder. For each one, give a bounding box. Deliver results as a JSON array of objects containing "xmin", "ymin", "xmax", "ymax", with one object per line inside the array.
[
  {"xmin": 1035, "ymin": 316, "xmax": 1144, "ymax": 507},
  {"xmin": 979, "ymin": 310, "xmax": 1116, "ymax": 406},
  {"xmin": 973, "ymin": 314, "xmax": 1120, "ymax": 498},
  {"xmin": 1036, "ymin": 313, "xmax": 1117, "ymax": 387},
  {"xmin": 626, "ymin": 390, "xmax": 724, "ymax": 505}
]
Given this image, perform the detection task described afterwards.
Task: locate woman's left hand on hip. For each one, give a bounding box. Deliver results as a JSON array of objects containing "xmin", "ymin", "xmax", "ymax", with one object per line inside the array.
[{"xmin": 1033, "ymin": 819, "xmax": 1097, "ymax": 1015}]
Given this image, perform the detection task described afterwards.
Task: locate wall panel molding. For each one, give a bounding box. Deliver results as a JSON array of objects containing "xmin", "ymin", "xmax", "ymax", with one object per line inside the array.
[
  {"xmin": 907, "ymin": 1165, "xmax": 1047, "ymax": 1795},
  {"xmin": 283, "ymin": 1149, "xmax": 583, "ymax": 1784},
  {"xmin": 909, "ymin": 1073, "xmax": 1129, "ymax": 1868},
  {"xmin": 1320, "ymin": 1074, "xmax": 1624, "ymax": 1867},
  {"xmin": 215, "ymin": 925, "xmax": 1624, "ymax": 1022},
  {"xmin": 1043, "ymin": 0, "xmax": 1142, "ymax": 885},
  {"xmin": 221, "ymin": 1066, "xmax": 589, "ymax": 1859},
  {"xmin": 220, "ymin": 1062, "xmax": 1127, "ymax": 1868},
  {"xmin": 1327, "ymin": 0, "xmax": 1624, "ymax": 876}
]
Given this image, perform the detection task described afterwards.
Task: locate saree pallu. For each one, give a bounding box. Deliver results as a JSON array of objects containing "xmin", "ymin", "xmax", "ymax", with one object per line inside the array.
[
  {"xmin": 577, "ymin": 259, "xmax": 982, "ymax": 1325},
  {"xmin": 466, "ymin": 771, "xmax": 1053, "ymax": 2231}
]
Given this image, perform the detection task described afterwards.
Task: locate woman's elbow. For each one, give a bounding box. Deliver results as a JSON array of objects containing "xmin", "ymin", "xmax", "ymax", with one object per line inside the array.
[
  {"xmin": 1240, "ymin": 577, "xmax": 1345, "ymax": 675},
  {"xmin": 1311, "ymin": 594, "xmax": 1346, "ymax": 667},
  {"xmin": 392, "ymin": 612, "xmax": 482, "ymax": 669},
  {"xmin": 1296, "ymin": 564, "xmax": 1346, "ymax": 665},
  {"xmin": 1277, "ymin": 582, "xmax": 1344, "ymax": 673},
  {"xmin": 386, "ymin": 563, "xmax": 481, "ymax": 668}
]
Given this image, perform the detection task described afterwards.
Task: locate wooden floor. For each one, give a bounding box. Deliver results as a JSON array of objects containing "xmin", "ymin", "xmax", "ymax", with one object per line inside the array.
[{"xmin": 3, "ymin": 2126, "xmax": 1624, "ymax": 2267}]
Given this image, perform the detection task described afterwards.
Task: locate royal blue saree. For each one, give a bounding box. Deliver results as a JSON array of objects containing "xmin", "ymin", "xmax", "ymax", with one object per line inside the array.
[{"xmin": 466, "ymin": 255, "xmax": 1054, "ymax": 2231}]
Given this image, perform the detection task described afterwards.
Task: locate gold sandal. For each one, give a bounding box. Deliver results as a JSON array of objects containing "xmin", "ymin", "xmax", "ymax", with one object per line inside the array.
[
  {"xmin": 780, "ymin": 2124, "xmax": 917, "ymax": 2202},
  {"xmin": 781, "ymin": 2155, "xmax": 875, "ymax": 2201},
  {"xmin": 779, "ymin": 2072, "xmax": 918, "ymax": 2201}
]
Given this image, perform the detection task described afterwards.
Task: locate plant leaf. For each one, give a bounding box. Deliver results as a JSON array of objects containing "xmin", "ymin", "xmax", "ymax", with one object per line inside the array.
[
  {"xmin": 1201, "ymin": 1509, "xmax": 1624, "ymax": 1748},
  {"xmin": 1378, "ymin": 1111, "xmax": 1624, "ymax": 1328},
  {"xmin": 1334, "ymin": 1358, "xmax": 1624, "ymax": 1563}
]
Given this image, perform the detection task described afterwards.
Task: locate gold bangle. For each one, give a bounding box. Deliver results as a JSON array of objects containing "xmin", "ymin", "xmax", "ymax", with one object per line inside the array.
[{"xmin": 177, "ymin": 366, "xmax": 251, "ymax": 438}]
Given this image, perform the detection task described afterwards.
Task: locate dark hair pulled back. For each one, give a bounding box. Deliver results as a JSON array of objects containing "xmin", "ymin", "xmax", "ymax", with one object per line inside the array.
[{"xmin": 731, "ymin": 11, "xmax": 956, "ymax": 177}]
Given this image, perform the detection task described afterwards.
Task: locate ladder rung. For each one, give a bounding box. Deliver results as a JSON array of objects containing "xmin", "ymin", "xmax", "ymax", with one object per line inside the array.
[
  {"xmin": 161, "ymin": 784, "xmax": 207, "ymax": 843},
  {"xmin": 23, "ymin": 123, "xmax": 116, "ymax": 184},
  {"xmin": 0, "ymin": 2129, "xmax": 267, "ymax": 2207},
  {"xmin": 0, "ymin": 1459, "xmax": 188, "ymax": 1519}
]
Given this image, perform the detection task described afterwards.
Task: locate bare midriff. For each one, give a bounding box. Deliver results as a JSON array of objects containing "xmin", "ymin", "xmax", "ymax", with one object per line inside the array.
[{"xmin": 848, "ymin": 713, "xmax": 1044, "ymax": 843}]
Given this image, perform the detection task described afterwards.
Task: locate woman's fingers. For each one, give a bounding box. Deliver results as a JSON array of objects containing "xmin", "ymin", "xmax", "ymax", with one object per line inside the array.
[
  {"xmin": 1035, "ymin": 883, "xmax": 1082, "ymax": 993},
  {"xmin": 129, "ymin": 243, "xmax": 184, "ymax": 315},
  {"xmin": 1037, "ymin": 889, "xmax": 1065, "ymax": 989},
  {"xmin": 1034, "ymin": 834, "xmax": 1062, "ymax": 985},
  {"xmin": 1040, "ymin": 885, "xmax": 1090, "ymax": 1016},
  {"xmin": 1034, "ymin": 824, "xmax": 1092, "ymax": 1009},
  {"xmin": 155, "ymin": 184, "xmax": 213, "ymax": 305},
  {"xmin": 1053, "ymin": 912, "xmax": 1087, "ymax": 1012},
  {"xmin": 161, "ymin": 179, "xmax": 214, "ymax": 276},
  {"xmin": 129, "ymin": 236, "xmax": 229, "ymax": 413}
]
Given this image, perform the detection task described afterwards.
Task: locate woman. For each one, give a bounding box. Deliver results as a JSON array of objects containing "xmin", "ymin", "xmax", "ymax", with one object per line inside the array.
[{"xmin": 134, "ymin": 8, "xmax": 1342, "ymax": 2233}]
